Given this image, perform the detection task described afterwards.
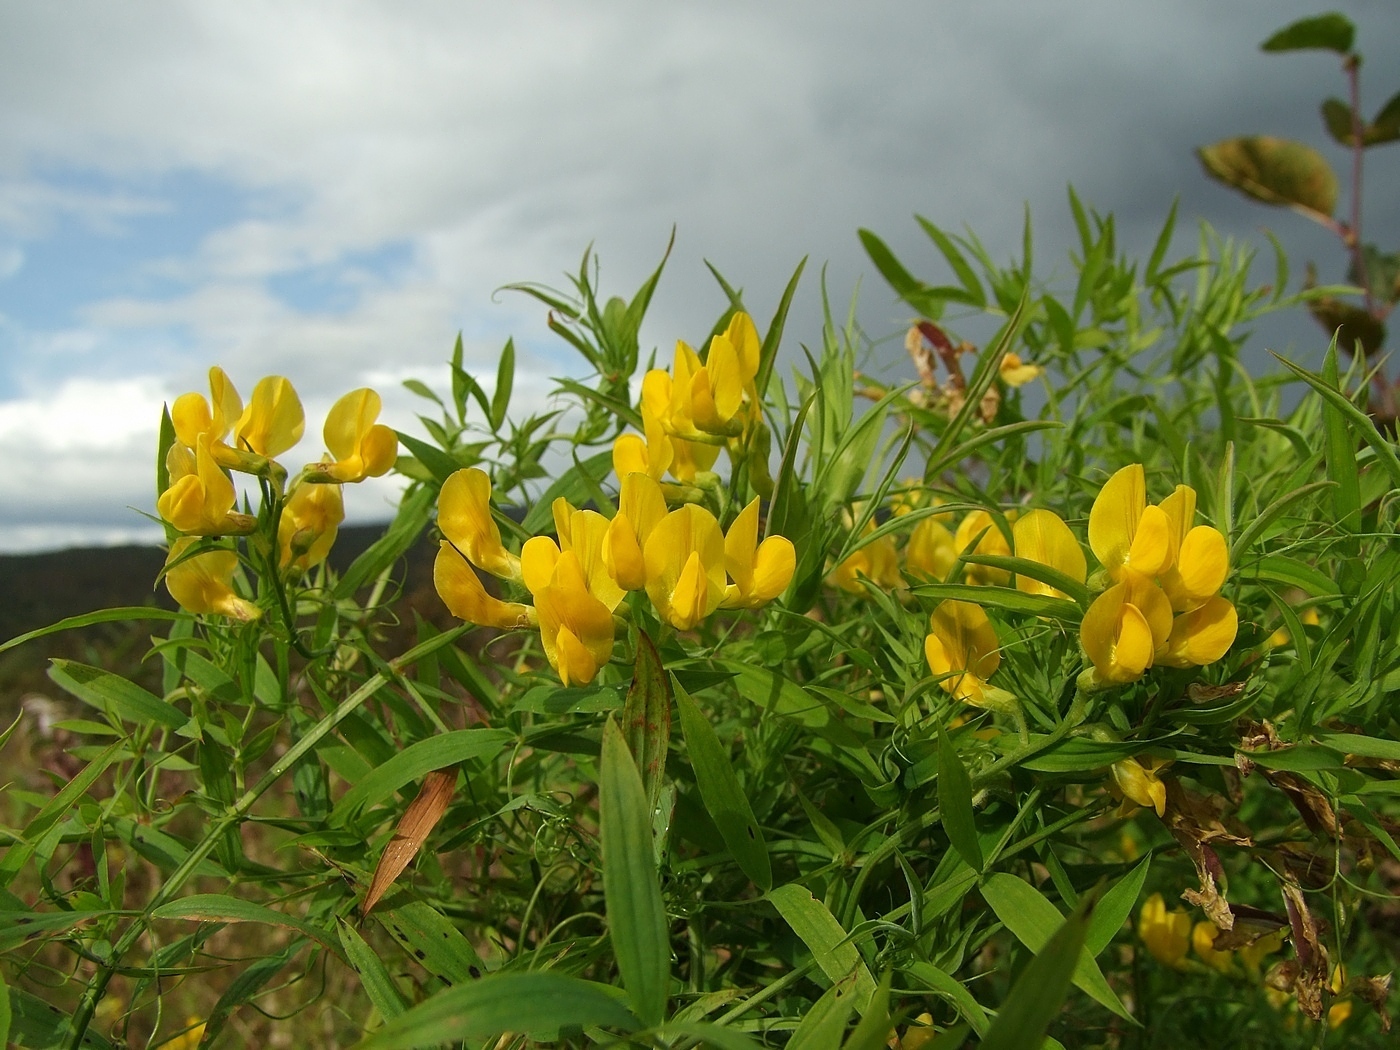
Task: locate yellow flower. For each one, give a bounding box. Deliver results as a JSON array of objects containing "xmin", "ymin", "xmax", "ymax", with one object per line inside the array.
[
  {"xmin": 953, "ymin": 509, "xmax": 1014, "ymax": 585},
  {"xmin": 1080, "ymin": 575, "xmax": 1172, "ymax": 685},
  {"xmin": 906, "ymin": 515, "xmax": 957, "ymax": 581},
  {"xmin": 433, "ymin": 541, "xmax": 535, "ymax": 630},
  {"xmin": 530, "ymin": 499, "xmax": 626, "ymax": 612},
  {"xmin": 171, "ymin": 366, "xmax": 243, "ymax": 461},
  {"xmin": 1156, "ymin": 485, "xmax": 1229, "ymax": 612},
  {"xmin": 158, "ymin": 434, "xmax": 257, "ymax": 536},
  {"xmin": 1110, "ymin": 754, "xmax": 1171, "ymax": 817},
  {"xmin": 533, "ymin": 550, "xmax": 615, "ymax": 686},
  {"xmin": 320, "ymin": 388, "xmax": 398, "ymax": 482},
  {"xmin": 1159, "ymin": 596, "xmax": 1238, "ymax": 668},
  {"xmin": 689, "ymin": 311, "xmax": 761, "ymax": 434},
  {"xmin": 644, "ymin": 503, "xmax": 727, "ymax": 630},
  {"xmin": 1012, "ymin": 509, "xmax": 1086, "ymax": 599},
  {"xmin": 999, "ymin": 352, "xmax": 1042, "ymax": 387},
  {"xmin": 634, "ymin": 366, "xmax": 719, "ymax": 483},
  {"xmin": 278, "ymin": 481, "xmax": 343, "ymax": 572},
  {"xmin": 1137, "ymin": 893, "xmax": 1192, "ymax": 968},
  {"xmin": 1268, "ymin": 606, "xmax": 1319, "ymax": 648},
  {"xmin": 1088, "ymin": 464, "xmax": 1173, "ymax": 581},
  {"xmin": 1328, "ymin": 965, "xmax": 1352, "ymax": 1029},
  {"xmin": 604, "ymin": 472, "xmax": 668, "ymax": 592},
  {"xmin": 831, "ymin": 524, "xmax": 902, "ymax": 593},
  {"xmin": 164, "ymin": 538, "xmax": 260, "ymax": 621},
  {"xmin": 437, "ymin": 468, "xmax": 522, "ymax": 582},
  {"xmin": 233, "ymin": 375, "xmax": 305, "ymax": 459},
  {"xmin": 1192, "ymin": 921, "xmax": 1234, "ymax": 973},
  {"xmin": 720, "ymin": 496, "xmax": 795, "ymax": 609},
  {"xmin": 156, "ymin": 1018, "xmax": 206, "ymax": 1050},
  {"xmin": 1237, "ymin": 929, "xmax": 1286, "ymax": 973},
  {"xmin": 924, "ymin": 600, "xmax": 1001, "ymax": 705}
]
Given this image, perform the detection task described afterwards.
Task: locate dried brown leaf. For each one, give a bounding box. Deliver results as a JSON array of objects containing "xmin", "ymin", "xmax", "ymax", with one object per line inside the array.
[{"xmin": 363, "ymin": 768, "xmax": 457, "ymax": 916}]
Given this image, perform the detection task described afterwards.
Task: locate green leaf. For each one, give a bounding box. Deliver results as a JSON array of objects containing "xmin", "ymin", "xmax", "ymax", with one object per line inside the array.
[
  {"xmin": 49, "ymin": 659, "xmax": 186, "ymax": 730},
  {"xmin": 394, "ymin": 430, "xmax": 462, "ymax": 486},
  {"xmin": 521, "ymin": 451, "xmax": 614, "ymax": 535},
  {"xmin": 768, "ymin": 884, "xmax": 876, "ymax": 1012},
  {"xmin": 352, "ymin": 972, "xmax": 638, "ymax": 1049},
  {"xmin": 491, "ymin": 338, "xmax": 515, "ymax": 430},
  {"xmin": 1314, "ymin": 732, "xmax": 1400, "ymax": 762},
  {"xmin": 156, "ymin": 402, "xmax": 176, "ymax": 502},
  {"xmin": 916, "ymin": 216, "xmax": 986, "ymax": 308},
  {"xmin": 600, "ymin": 716, "xmax": 670, "ymax": 1027},
  {"xmin": 336, "ymin": 485, "xmax": 435, "ymax": 600},
  {"xmin": 0, "ymin": 606, "xmax": 181, "ymax": 656},
  {"xmin": 1321, "ymin": 97, "xmax": 1359, "ymax": 146},
  {"xmin": 339, "ymin": 920, "xmax": 408, "ymax": 1020},
  {"xmin": 1371, "ymin": 90, "xmax": 1400, "ymax": 144},
  {"xmin": 980, "ymin": 873, "xmax": 1133, "ymax": 1022},
  {"xmin": 1230, "ymin": 480, "xmax": 1333, "ymax": 563},
  {"xmin": 937, "ymin": 724, "xmax": 982, "ymax": 872},
  {"xmin": 658, "ymin": 1022, "xmax": 764, "ymax": 1050},
  {"xmin": 329, "ymin": 729, "xmax": 511, "ymax": 824},
  {"xmin": 1196, "ymin": 136, "xmax": 1338, "ymax": 217},
  {"xmin": 675, "ymin": 678, "xmax": 772, "ymax": 891},
  {"xmin": 0, "ymin": 969, "xmax": 9, "ymax": 1050},
  {"xmin": 902, "ymin": 961, "xmax": 989, "ymax": 1036},
  {"xmin": 202, "ymin": 938, "xmax": 306, "ymax": 1044},
  {"xmin": 909, "ymin": 582, "xmax": 1079, "ymax": 623},
  {"xmin": 7, "ymin": 986, "xmax": 115, "ymax": 1049},
  {"xmin": 756, "ymin": 257, "xmax": 807, "ymax": 397},
  {"xmin": 958, "ymin": 554, "xmax": 1093, "ymax": 608},
  {"xmin": 976, "ymin": 895, "xmax": 1092, "ymax": 1050},
  {"xmin": 1274, "ymin": 351, "xmax": 1400, "ymax": 491},
  {"xmin": 857, "ymin": 228, "xmax": 952, "ymax": 318},
  {"xmin": 377, "ymin": 900, "xmax": 486, "ymax": 984},
  {"xmin": 1307, "ymin": 296, "xmax": 1387, "ymax": 356},
  {"xmin": 152, "ymin": 894, "xmax": 345, "ymax": 960},
  {"xmin": 623, "ymin": 633, "xmax": 672, "ymax": 817},
  {"xmin": 1086, "ymin": 855, "xmax": 1151, "ymax": 955},
  {"xmin": 1261, "ymin": 13, "xmax": 1355, "ymax": 54},
  {"xmin": 788, "ymin": 976, "xmax": 858, "ymax": 1050}
]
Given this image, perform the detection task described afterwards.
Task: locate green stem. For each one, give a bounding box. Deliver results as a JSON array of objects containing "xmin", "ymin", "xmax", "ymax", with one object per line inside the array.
[{"xmin": 62, "ymin": 624, "xmax": 469, "ymax": 1050}]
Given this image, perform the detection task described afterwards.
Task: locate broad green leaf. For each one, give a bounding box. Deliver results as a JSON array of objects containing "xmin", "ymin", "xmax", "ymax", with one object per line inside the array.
[
  {"xmin": 658, "ymin": 1022, "xmax": 764, "ymax": 1050},
  {"xmin": 490, "ymin": 337, "xmax": 515, "ymax": 430},
  {"xmin": 937, "ymin": 724, "xmax": 982, "ymax": 872},
  {"xmin": 49, "ymin": 660, "xmax": 186, "ymax": 730},
  {"xmin": 1314, "ymin": 732, "xmax": 1400, "ymax": 762},
  {"xmin": 7, "ymin": 986, "xmax": 115, "ymax": 1049},
  {"xmin": 0, "ymin": 606, "xmax": 181, "ymax": 656},
  {"xmin": 768, "ymin": 884, "xmax": 876, "ymax": 1011},
  {"xmin": 675, "ymin": 678, "xmax": 772, "ymax": 891},
  {"xmin": 394, "ymin": 431, "xmax": 462, "ymax": 485},
  {"xmin": 0, "ymin": 911, "xmax": 112, "ymax": 953},
  {"xmin": 378, "ymin": 900, "xmax": 486, "ymax": 983},
  {"xmin": 352, "ymin": 973, "xmax": 637, "ymax": 1049},
  {"xmin": 980, "ymin": 873, "xmax": 1133, "ymax": 1022},
  {"xmin": 1086, "ymin": 855, "xmax": 1151, "ymax": 955},
  {"xmin": 624, "ymin": 633, "xmax": 672, "ymax": 816},
  {"xmin": 976, "ymin": 896, "xmax": 1092, "ymax": 1050},
  {"xmin": 1196, "ymin": 136, "xmax": 1338, "ymax": 217},
  {"xmin": 330, "ymin": 729, "xmax": 512, "ymax": 824},
  {"xmin": 600, "ymin": 716, "xmax": 670, "ymax": 1027},
  {"xmin": 152, "ymin": 894, "xmax": 344, "ymax": 960},
  {"xmin": 1261, "ymin": 13, "xmax": 1354, "ymax": 54},
  {"xmin": 156, "ymin": 402, "xmax": 176, "ymax": 501},
  {"xmin": 339, "ymin": 920, "xmax": 408, "ymax": 1020},
  {"xmin": 903, "ymin": 961, "xmax": 989, "ymax": 1036},
  {"xmin": 788, "ymin": 976, "xmax": 858, "ymax": 1050}
]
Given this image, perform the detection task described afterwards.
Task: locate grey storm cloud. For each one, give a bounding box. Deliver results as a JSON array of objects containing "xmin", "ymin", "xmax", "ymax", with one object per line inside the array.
[{"xmin": 0, "ymin": 0, "xmax": 1396, "ymax": 550}]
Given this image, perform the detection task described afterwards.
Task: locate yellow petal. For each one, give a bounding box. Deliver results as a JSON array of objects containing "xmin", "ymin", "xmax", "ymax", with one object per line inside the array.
[
  {"xmin": 725, "ymin": 311, "xmax": 761, "ymax": 384},
  {"xmin": 1137, "ymin": 893, "xmax": 1191, "ymax": 968},
  {"xmin": 1157, "ymin": 484, "xmax": 1197, "ymax": 567},
  {"xmin": 278, "ymin": 481, "xmax": 344, "ymax": 571},
  {"xmin": 644, "ymin": 503, "xmax": 724, "ymax": 627},
  {"xmin": 438, "ymin": 468, "xmax": 521, "ymax": 581},
  {"xmin": 235, "ymin": 376, "xmax": 304, "ymax": 458},
  {"xmin": 1123, "ymin": 574, "xmax": 1174, "ymax": 650},
  {"xmin": 1111, "ymin": 757, "xmax": 1166, "ymax": 816},
  {"xmin": 705, "ymin": 333, "xmax": 744, "ymax": 424},
  {"xmin": 604, "ymin": 514, "xmax": 647, "ymax": 592},
  {"xmin": 566, "ymin": 508, "xmax": 626, "ymax": 611},
  {"xmin": 999, "ymin": 352, "xmax": 1042, "ymax": 387},
  {"xmin": 434, "ymin": 541, "xmax": 535, "ymax": 629},
  {"xmin": 520, "ymin": 536, "xmax": 561, "ymax": 597},
  {"xmin": 208, "ymin": 366, "xmax": 243, "ymax": 436},
  {"xmin": 749, "ymin": 536, "xmax": 795, "ymax": 604},
  {"xmin": 1160, "ymin": 596, "xmax": 1237, "ymax": 667},
  {"xmin": 1013, "ymin": 509, "xmax": 1086, "ymax": 597},
  {"xmin": 535, "ymin": 551, "xmax": 614, "ymax": 683},
  {"xmin": 927, "ymin": 600, "xmax": 1000, "ymax": 700},
  {"xmin": 164, "ymin": 538, "xmax": 260, "ymax": 621},
  {"xmin": 553, "ymin": 625, "xmax": 598, "ymax": 688},
  {"xmin": 906, "ymin": 517, "xmax": 957, "ymax": 581},
  {"xmin": 1082, "ymin": 583, "xmax": 1156, "ymax": 684},
  {"xmin": 1124, "ymin": 503, "xmax": 1172, "ymax": 578},
  {"xmin": 1088, "ymin": 464, "xmax": 1145, "ymax": 576},
  {"xmin": 171, "ymin": 392, "xmax": 214, "ymax": 449},
  {"xmin": 954, "ymin": 509, "xmax": 1012, "ymax": 585},
  {"xmin": 1163, "ymin": 525, "xmax": 1228, "ymax": 610},
  {"xmin": 668, "ymin": 551, "xmax": 709, "ymax": 630},
  {"xmin": 613, "ymin": 434, "xmax": 651, "ymax": 479},
  {"xmin": 324, "ymin": 388, "xmax": 381, "ymax": 461},
  {"xmin": 723, "ymin": 497, "xmax": 761, "ymax": 595},
  {"xmin": 618, "ymin": 472, "xmax": 666, "ymax": 545},
  {"xmin": 1193, "ymin": 922, "xmax": 1233, "ymax": 973}
]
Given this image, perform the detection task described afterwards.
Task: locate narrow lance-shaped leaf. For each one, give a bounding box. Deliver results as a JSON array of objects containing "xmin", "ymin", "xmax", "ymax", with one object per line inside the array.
[
  {"xmin": 674, "ymin": 677, "xmax": 772, "ymax": 891},
  {"xmin": 600, "ymin": 716, "xmax": 670, "ymax": 1027},
  {"xmin": 937, "ymin": 724, "xmax": 982, "ymax": 872},
  {"xmin": 490, "ymin": 337, "xmax": 515, "ymax": 431},
  {"xmin": 624, "ymin": 632, "xmax": 672, "ymax": 817},
  {"xmin": 768, "ymin": 884, "xmax": 877, "ymax": 1011},
  {"xmin": 363, "ymin": 768, "xmax": 457, "ymax": 915}
]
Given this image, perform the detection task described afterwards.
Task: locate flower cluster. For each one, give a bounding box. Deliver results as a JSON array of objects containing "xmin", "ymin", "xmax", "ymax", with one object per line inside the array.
[
  {"xmin": 433, "ymin": 466, "xmax": 795, "ymax": 687},
  {"xmin": 612, "ymin": 312, "xmax": 768, "ymax": 488},
  {"xmin": 157, "ymin": 367, "xmax": 398, "ymax": 619}
]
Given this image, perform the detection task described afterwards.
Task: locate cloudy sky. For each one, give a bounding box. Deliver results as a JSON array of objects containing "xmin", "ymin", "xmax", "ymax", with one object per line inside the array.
[{"xmin": 1, "ymin": 1, "xmax": 1397, "ymax": 553}]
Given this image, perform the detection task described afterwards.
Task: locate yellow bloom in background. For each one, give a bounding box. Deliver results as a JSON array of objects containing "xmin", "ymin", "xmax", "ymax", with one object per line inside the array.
[
  {"xmin": 720, "ymin": 497, "xmax": 795, "ymax": 609},
  {"xmin": 438, "ymin": 468, "xmax": 522, "ymax": 582},
  {"xmin": 1088, "ymin": 464, "xmax": 1173, "ymax": 581},
  {"xmin": 925, "ymin": 599, "xmax": 1001, "ymax": 705},
  {"xmin": 906, "ymin": 515, "xmax": 957, "ymax": 581},
  {"xmin": 1137, "ymin": 892, "xmax": 1192, "ymax": 968},
  {"xmin": 1192, "ymin": 921, "xmax": 1234, "ymax": 973},
  {"xmin": 278, "ymin": 481, "xmax": 343, "ymax": 573},
  {"xmin": 999, "ymin": 352, "xmax": 1042, "ymax": 387},
  {"xmin": 164, "ymin": 538, "xmax": 260, "ymax": 621},
  {"xmin": 1080, "ymin": 575, "xmax": 1172, "ymax": 685},
  {"xmin": 644, "ymin": 503, "xmax": 728, "ymax": 630},
  {"xmin": 1237, "ymin": 929, "xmax": 1286, "ymax": 973},
  {"xmin": 534, "ymin": 550, "xmax": 616, "ymax": 686},
  {"xmin": 233, "ymin": 375, "xmax": 305, "ymax": 459},
  {"xmin": 321, "ymin": 388, "xmax": 398, "ymax": 483},
  {"xmin": 1013, "ymin": 508, "xmax": 1086, "ymax": 598},
  {"xmin": 155, "ymin": 1018, "xmax": 206, "ymax": 1050},
  {"xmin": 831, "ymin": 525, "xmax": 902, "ymax": 593},
  {"xmin": 1268, "ymin": 606, "xmax": 1320, "ymax": 648},
  {"xmin": 433, "ymin": 542, "xmax": 535, "ymax": 630},
  {"xmin": 1328, "ymin": 964, "xmax": 1352, "ymax": 1029},
  {"xmin": 953, "ymin": 508, "xmax": 1014, "ymax": 585},
  {"xmin": 158, "ymin": 435, "xmax": 257, "ymax": 536},
  {"xmin": 1110, "ymin": 754, "xmax": 1171, "ymax": 817}
]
